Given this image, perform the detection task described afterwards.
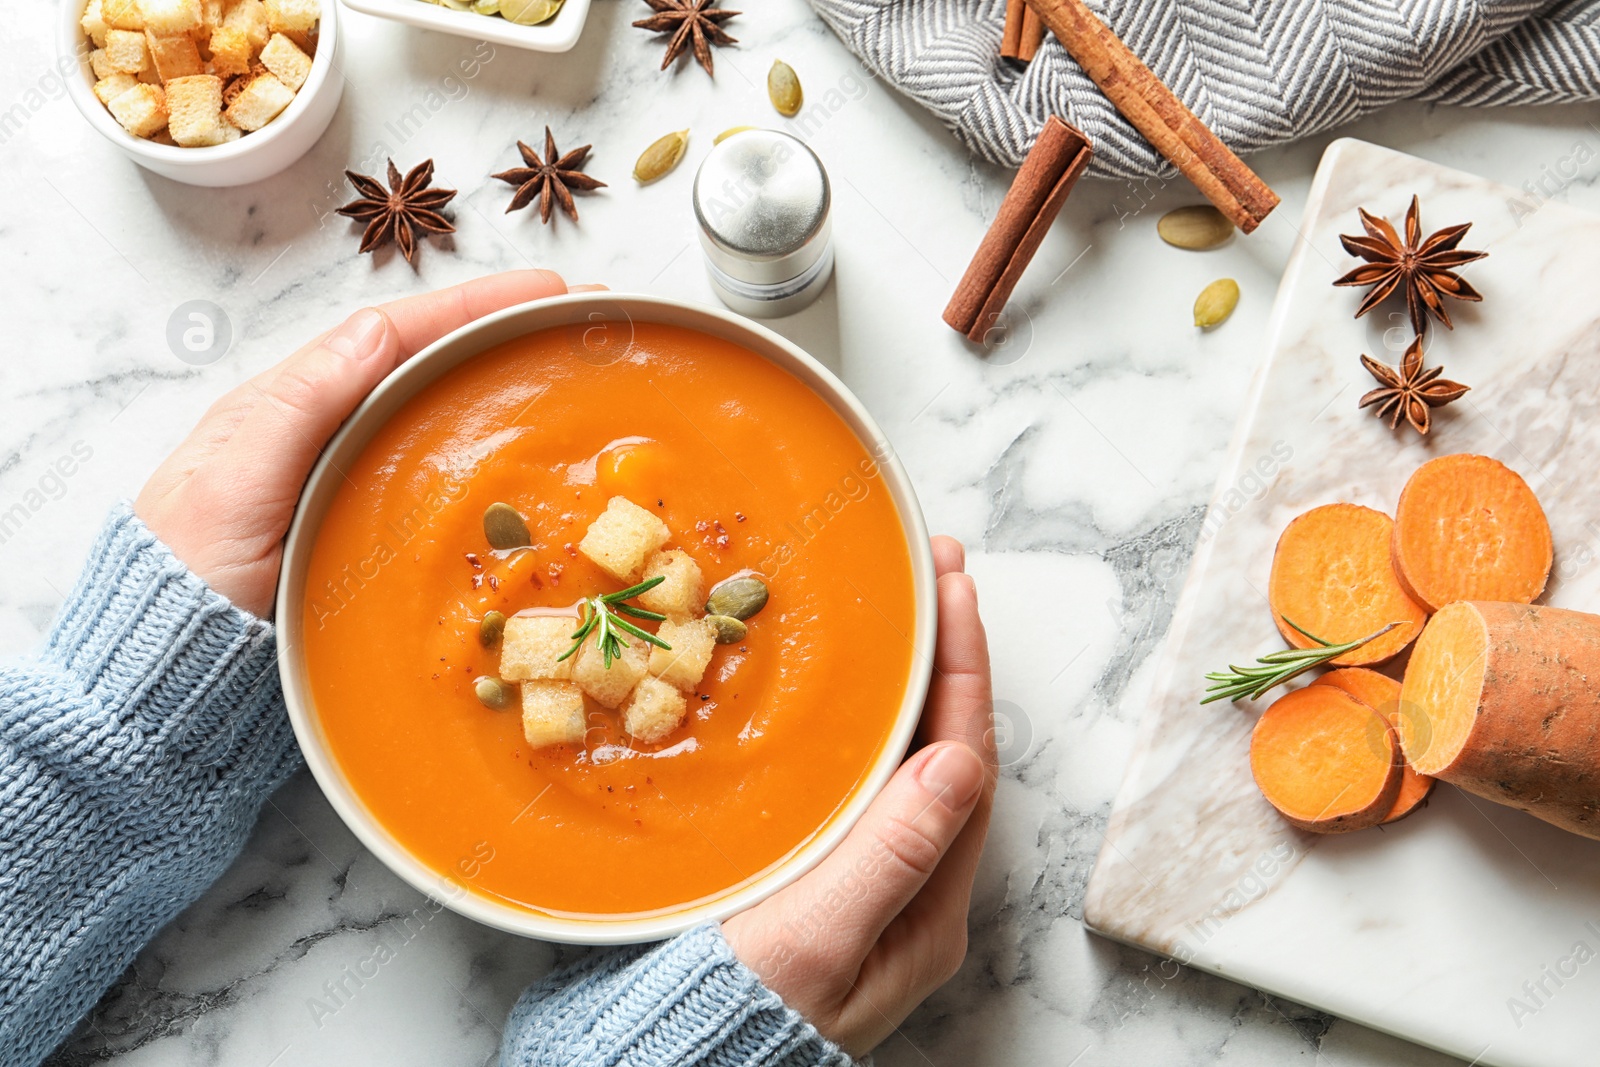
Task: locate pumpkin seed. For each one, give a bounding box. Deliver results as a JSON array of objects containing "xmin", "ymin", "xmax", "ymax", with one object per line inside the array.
[
  {"xmin": 499, "ymin": 0, "xmax": 561, "ymax": 24},
  {"xmin": 479, "ymin": 610, "xmax": 506, "ymax": 648},
  {"xmin": 767, "ymin": 61, "xmax": 803, "ymax": 118},
  {"xmin": 705, "ymin": 576, "xmax": 769, "ymax": 620},
  {"xmin": 474, "ymin": 675, "xmax": 510, "ymax": 709},
  {"xmin": 715, "ymin": 125, "xmax": 755, "ymax": 144},
  {"xmin": 1193, "ymin": 278, "xmax": 1240, "ymax": 329},
  {"xmin": 634, "ymin": 130, "xmax": 689, "ymax": 185},
  {"xmin": 1158, "ymin": 205, "xmax": 1234, "ymax": 251},
  {"xmin": 483, "ymin": 502, "xmax": 531, "ymax": 550},
  {"xmin": 708, "ymin": 614, "xmax": 747, "ymax": 644}
]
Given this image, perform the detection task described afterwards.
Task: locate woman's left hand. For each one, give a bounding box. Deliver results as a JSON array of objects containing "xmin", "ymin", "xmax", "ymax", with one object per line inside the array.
[{"xmin": 135, "ymin": 270, "xmax": 575, "ymax": 619}]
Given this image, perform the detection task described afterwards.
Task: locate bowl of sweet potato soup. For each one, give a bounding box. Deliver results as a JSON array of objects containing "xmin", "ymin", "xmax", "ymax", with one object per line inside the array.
[{"xmin": 277, "ymin": 293, "xmax": 936, "ymax": 943}]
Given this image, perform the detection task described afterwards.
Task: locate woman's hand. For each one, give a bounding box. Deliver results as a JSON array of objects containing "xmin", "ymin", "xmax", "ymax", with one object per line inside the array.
[
  {"xmin": 135, "ymin": 270, "xmax": 574, "ymax": 619},
  {"xmin": 722, "ymin": 536, "xmax": 994, "ymax": 1057}
]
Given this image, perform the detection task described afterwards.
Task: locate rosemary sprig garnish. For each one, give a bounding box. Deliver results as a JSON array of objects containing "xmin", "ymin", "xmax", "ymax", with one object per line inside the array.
[
  {"xmin": 1200, "ymin": 619, "xmax": 1400, "ymax": 705},
  {"xmin": 557, "ymin": 575, "xmax": 673, "ymax": 668}
]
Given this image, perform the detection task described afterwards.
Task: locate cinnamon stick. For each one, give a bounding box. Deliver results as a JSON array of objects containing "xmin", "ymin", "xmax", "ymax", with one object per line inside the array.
[
  {"xmin": 1001, "ymin": 0, "xmax": 1047, "ymax": 62},
  {"xmin": 1017, "ymin": 7, "xmax": 1046, "ymax": 62},
  {"xmin": 943, "ymin": 116, "xmax": 1093, "ymax": 343},
  {"xmin": 1025, "ymin": 0, "xmax": 1278, "ymax": 232},
  {"xmin": 1000, "ymin": 0, "xmax": 1027, "ymax": 59}
]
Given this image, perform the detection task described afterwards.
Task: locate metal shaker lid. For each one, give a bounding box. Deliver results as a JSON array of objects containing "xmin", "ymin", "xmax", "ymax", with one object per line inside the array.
[{"xmin": 692, "ymin": 129, "xmax": 831, "ymax": 286}]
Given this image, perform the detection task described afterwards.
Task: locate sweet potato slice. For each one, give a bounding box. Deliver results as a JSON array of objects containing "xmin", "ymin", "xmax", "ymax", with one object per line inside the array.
[
  {"xmin": 1313, "ymin": 667, "xmax": 1435, "ymax": 823},
  {"xmin": 1268, "ymin": 503, "xmax": 1427, "ymax": 665},
  {"xmin": 1391, "ymin": 454, "xmax": 1551, "ymax": 613},
  {"xmin": 1250, "ymin": 684, "xmax": 1404, "ymax": 833},
  {"xmin": 1401, "ymin": 601, "xmax": 1600, "ymax": 839}
]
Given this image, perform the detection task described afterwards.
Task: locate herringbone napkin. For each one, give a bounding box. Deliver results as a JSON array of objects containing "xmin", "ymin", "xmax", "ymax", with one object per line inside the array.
[{"xmin": 809, "ymin": 0, "xmax": 1600, "ymax": 178}]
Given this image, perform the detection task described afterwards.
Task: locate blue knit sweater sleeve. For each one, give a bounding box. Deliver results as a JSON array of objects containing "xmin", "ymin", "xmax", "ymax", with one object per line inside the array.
[
  {"xmin": 0, "ymin": 505, "xmax": 301, "ymax": 1064},
  {"xmin": 501, "ymin": 922, "xmax": 856, "ymax": 1067}
]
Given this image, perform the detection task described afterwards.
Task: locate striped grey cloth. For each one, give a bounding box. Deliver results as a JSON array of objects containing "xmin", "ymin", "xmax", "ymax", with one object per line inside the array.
[{"xmin": 808, "ymin": 0, "xmax": 1600, "ymax": 178}]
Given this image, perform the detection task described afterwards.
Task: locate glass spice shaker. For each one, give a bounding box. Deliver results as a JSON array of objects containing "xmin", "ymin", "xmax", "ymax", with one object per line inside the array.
[{"xmin": 691, "ymin": 129, "xmax": 834, "ymax": 318}]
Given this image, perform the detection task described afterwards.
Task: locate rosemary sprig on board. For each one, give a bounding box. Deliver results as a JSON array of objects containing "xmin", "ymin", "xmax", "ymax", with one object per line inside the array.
[
  {"xmin": 1200, "ymin": 619, "xmax": 1400, "ymax": 705},
  {"xmin": 558, "ymin": 576, "xmax": 673, "ymax": 668}
]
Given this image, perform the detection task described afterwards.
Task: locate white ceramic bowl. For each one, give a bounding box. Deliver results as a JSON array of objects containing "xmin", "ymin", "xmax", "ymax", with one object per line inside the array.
[
  {"xmin": 277, "ymin": 293, "xmax": 937, "ymax": 944},
  {"xmin": 339, "ymin": 0, "xmax": 590, "ymax": 52},
  {"xmin": 59, "ymin": 0, "xmax": 344, "ymax": 187}
]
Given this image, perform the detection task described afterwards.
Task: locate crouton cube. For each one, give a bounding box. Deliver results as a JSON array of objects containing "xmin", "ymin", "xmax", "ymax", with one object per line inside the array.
[
  {"xmin": 90, "ymin": 48, "xmax": 120, "ymax": 79},
  {"xmin": 258, "ymin": 32, "xmax": 311, "ymax": 90},
  {"xmin": 165, "ymin": 74, "xmax": 226, "ymax": 145},
  {"xmin": 82, "ymin": 0, "xmax": 111, "ymax": 45},
  {"xmin": 573, "ymin": 637, "xmax": 649, "ymax": 709},
  {"xmin": 222, "ymin": 0, "xmax": 269, "ymax": 48},
  {"xmin": 199, "ymin": 0, "xmax": 225, "ymax": 32},
  {"xmin": 103, "ymin": 28, "xmax": 149, "ymax": 72},
  {"xmin": 623, "ymin": 676, "xmax": 688, "ymax": 744},
  {"xmin": 136, "ymin": 0, "xmax": 202, "ymax": 34},
  {"xmin": 106, "ymin": 83, "xmax": 166, "ymax": 137},
  {"xmin": 205, "ymin": 26, "xmax": 251, "ymax": 75},
  {"xmin": 638, "ymin": 549, "xmax": 704, "ymax": 618},
  {"xmin": 223, "ymin": 71, "xmax": 293, "ymax": 131},
  {"xmin": 282, "ymin": 27, "xmax": 316, "ymax": 53},
  {"xmin": 102, "ymin": 0, "xmax": 145, "ymax": 30},
  {"xmin": 94, "ymin": 72, "xmax": 141, "ymax": 105},
  {"xmin": 578, "ymin": 497, "xmax": 671, "ymax": 583},
  {"xmin": 146, "ymin": 31, "xmax": 204, "ymax": 81},
  {"xmin": 649, "ymin": 617, "xmax": 716, "ymax": 692},
  {"xmin": 520, "ymin": 681, "xmax": 587, "ymax": 749},
  {"xmin": 499, "ymin": 614, "xmax": 576, "ymax": 682},
  {"xmin": 263, "ymin": 0, "xmax": 318, "ymax": 32}
]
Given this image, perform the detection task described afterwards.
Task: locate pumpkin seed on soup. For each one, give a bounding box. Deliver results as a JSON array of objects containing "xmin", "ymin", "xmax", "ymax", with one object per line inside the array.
[
  {"xmin": 483, "ymin": 502, "xmax": 532, "ymax": 550},
  {"xmin": 708, "ymin": 614, "xmax": 747, "ymax": 644},
  {"xmin": 474, "ymin": 676, "xmax": 510, "ymax": 709},
  {"xmin": 706, "ymin": 576, "xmax": 768, "ymax": 620},
  {"xmin": 634, "ymin": 130, "xmax": 689, "ymax": 184},
  {"xmin": 1158, "ymin": 205, "xmax": 1234, "ymax": 251},
  {"xmin": 768, "ymin": 61, "xmax": 803, "ymax": 117},
  {"xmin": 1194, "ymin": 278, "xmax": 1240, "ymax": 329},
  {"xmin": 479, "ymin": 610, "xmax": 506, "ymax": 648}
]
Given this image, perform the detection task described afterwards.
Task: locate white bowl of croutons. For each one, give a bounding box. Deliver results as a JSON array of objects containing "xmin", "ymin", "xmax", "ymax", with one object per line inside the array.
[{"xmin": 61, "ymin": 0, "xmax": 343, "ymax": 186}]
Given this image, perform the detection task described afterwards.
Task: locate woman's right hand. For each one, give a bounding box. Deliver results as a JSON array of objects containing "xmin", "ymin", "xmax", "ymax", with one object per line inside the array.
[{"xmin": 722, "ymin": 535, "xmax": 995, "ymax": 1057}]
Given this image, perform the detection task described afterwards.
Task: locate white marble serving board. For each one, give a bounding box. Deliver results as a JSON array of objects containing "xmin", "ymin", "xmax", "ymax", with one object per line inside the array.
[{"xmin": 1082, "ymin": 137, "xmax": 1600, "ymax": 1067}]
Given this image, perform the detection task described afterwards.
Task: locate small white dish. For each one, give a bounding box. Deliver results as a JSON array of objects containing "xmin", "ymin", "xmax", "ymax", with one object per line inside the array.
[
  {"xmin": 338, "ymin": 0, "xmax": 590, "ymax": 53},
  {"xmin": 59, "ymin": 0, "xmax": 344, "ymax": 187},
  {"xmin": 276, "ymin": 293, "xmax": 936, "ymax": 945}
]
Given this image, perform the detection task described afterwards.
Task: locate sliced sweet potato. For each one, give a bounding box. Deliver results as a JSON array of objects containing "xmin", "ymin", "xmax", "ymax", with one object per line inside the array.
[
  {"xmin": 1268, "ymin": 503, "xmax": 1428, "ymax": 665},
  {"xmin": 1313, "ymin": 667, "xmax": 1435, "ymax": 823},
  {"xmin": 1250, "ymin": 684, "xmax": 1404, "ymax": 833},
  {"xmin": 1401, "ymin": 601, "xmax": 1600, "ymax": 839},
  {"xmin": 1391, "ymin": 454, "xmax": 1551, "ymax": 613}
]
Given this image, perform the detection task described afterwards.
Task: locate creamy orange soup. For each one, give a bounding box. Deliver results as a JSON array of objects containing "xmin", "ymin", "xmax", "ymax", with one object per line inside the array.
[{"xmin": 301, "ymin": 321, "xmax": 916, "ymax": 915}]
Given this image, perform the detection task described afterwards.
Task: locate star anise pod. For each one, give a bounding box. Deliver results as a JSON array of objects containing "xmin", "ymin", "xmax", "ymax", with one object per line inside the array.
[
  {"xmin": 1359, "ymin": 336, "xmax": 1470, "ymax": 436},
  {"xmin": 633, "ymin": 0, "xmax": 739, "ymax": 77},
  {"xmin": 336, "ymin": 159, "xmax": 456, "ymax": 266},
  {"xmin": 492, "ymin": 127, "xmax": 607, "ymax": 225},
  {"xmin": 1334, "ymin": 195, "xmax": 1487, "ymax": 336}
]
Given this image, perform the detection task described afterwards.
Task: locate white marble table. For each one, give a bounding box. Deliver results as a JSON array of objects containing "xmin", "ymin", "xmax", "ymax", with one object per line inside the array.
[{"xmin": 4, "ymin": 1, "xmax": 1599, "ymax": 1063}]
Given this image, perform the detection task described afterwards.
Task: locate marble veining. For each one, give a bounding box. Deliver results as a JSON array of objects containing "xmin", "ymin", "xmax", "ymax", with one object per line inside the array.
[{"xmin": 6, "ymin": 0, "xmax": 1600, "ymax": 1062}]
